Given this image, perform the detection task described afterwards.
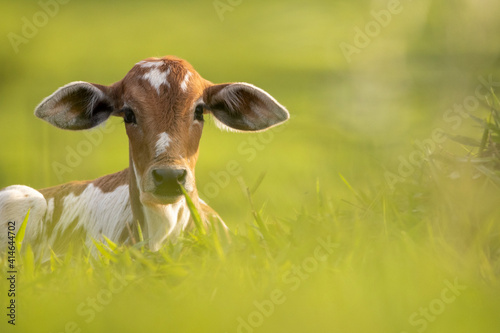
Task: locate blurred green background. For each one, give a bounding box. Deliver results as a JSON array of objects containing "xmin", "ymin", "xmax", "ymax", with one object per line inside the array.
[{"xmin": 2, "ymin": 1, "xmax": 500, "ymax": 333}]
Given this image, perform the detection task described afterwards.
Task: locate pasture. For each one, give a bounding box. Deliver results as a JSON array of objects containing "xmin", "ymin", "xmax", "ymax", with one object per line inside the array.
[{"xmin": 1, "ymin": 0, "xmax": 500, "ymax": 332}]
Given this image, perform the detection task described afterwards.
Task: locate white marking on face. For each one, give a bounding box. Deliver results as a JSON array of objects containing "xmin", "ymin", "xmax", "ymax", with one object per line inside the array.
[
  {"xmin": 155, "ymin": 132, "xmax": 172, "ymax": 158},
  {"xmin": 142, "ymin": 67, "xmax": 171, "ymax": 94},
  {"xmin": 180, "ymin": 71, "xmax": 192, "ymax": 92}
]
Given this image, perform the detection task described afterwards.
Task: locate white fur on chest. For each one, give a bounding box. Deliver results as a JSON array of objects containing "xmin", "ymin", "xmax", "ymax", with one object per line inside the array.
[{"xmin": 142, "ymin": 198, "xmax": 191, "ymax": 251}]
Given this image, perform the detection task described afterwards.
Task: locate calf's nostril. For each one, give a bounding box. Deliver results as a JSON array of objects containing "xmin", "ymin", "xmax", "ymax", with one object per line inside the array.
[
  {"xmin": 177, "ymin": 169, "xmax": 187, "ymax": 184},
  {"xmin": 152, "ymin": 169, "xmax": 164, "ymax": 184},
  {"xmin": 151, "ymin": 168, "xmax": 188, "ymax": 196}
]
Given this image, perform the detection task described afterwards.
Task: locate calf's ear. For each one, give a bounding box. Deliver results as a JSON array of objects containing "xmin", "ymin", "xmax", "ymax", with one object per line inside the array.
[
  {"xmin": 35, "ymin": 81, "xmax": 115, "ymax": 130},
  {"xmin": 203, "ymin": 82, "xmax": 289, "ymax": 132}
]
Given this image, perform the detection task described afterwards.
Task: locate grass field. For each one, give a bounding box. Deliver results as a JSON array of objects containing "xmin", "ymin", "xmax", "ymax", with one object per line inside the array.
[{"xmin": 1, "ymin": 0, "xmax": 500, "ymax": 332}]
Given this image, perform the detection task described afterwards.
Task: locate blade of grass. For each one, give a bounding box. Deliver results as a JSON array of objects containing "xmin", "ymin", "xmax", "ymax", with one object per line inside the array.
[
  {"xmin": 339, "ymin": 173, "xmax": 365, "ymax": 205},
  {"xmin": 15, "ymin": 209, "xmax": 30, "ymax": 253},
  {"xmin": 210, "ymin": 221, "xmax": 225, "ymax": 261},
  {"xmin": 136, "ymin": 222, "xmax": 145, "ymax": 253},
  {"xmin": 50, "ymin": 248, "xmax": 62, "ymax": 272},
  {"xmin": 479, "ymin": 103, "xmax": 494, "ymax": 154},
  {"xmin": 179, "ymin": 184, "xmax": 206, "ymax": 235},
  {"xmin": 250, "ymin": 172, "xmax": 266, "ymax": 195},
  {"xmin": 238, "ymin": 177, "xmax": 271, "ymax": 242},
  {"xmin": 103, "ymin": 235, "xmax": 118, "ymax": 252},
  {"xmin": 92, "ymin": 239, "xmax": 117, "ymax": 263}
]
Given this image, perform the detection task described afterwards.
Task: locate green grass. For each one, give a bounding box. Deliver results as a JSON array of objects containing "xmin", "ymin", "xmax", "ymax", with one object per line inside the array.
[
  {"xmin": 2, "ymin": 0, "xmax": 500, "ymax": 332},
  {"xmin": 2, "ymin": 162, "xmax": 500, "ymax": 332}
]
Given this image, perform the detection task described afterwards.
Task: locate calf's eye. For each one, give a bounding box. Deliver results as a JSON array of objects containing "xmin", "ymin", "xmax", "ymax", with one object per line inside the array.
[
  {"xmin": 123, "ymin": 107, "xmax": 137, "ymax": 124},
  {"xmin": 194, "ymin": 104, "xmax": 204, "ymax": 122}
]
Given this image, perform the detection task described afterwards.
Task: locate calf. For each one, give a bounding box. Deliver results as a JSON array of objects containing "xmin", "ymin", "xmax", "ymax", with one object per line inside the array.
[{"xmin": 0, "ymin": 56, "xmax": 289, "ymax": 255}]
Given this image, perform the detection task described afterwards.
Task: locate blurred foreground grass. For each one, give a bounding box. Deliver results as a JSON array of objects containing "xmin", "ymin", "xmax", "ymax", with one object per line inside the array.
[
  {"xmin": 2, "ymin": 157, "xmax": 500, "ymax": 333},
  {"xmin": 2, "ymin": 0, "xmax": 500, "ymax": 332}
]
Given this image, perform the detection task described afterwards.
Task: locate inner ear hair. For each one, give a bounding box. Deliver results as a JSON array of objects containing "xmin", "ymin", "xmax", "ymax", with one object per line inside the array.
[
  {"xmin": 35, "ymin": 81, "xmax": 116, "ymax": 130},
  {"xmin": 202, "ymin": 82, "xmax": 290, "ymax": 132}
]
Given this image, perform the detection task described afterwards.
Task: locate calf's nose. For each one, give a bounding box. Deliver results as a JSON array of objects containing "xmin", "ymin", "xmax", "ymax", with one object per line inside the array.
[{"xmin": 151, "ymin": 168, "xmax": 187, "ymax": 197}]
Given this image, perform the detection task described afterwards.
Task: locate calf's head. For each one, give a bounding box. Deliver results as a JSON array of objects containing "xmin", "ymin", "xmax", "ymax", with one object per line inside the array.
[{"xmin": 35, "ymin": 56, "xmax": 289, "ymax": 205}]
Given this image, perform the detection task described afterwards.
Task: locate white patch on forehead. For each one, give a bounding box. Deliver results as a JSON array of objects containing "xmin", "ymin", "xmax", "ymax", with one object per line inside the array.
[
  {"xmin": 155, "ymin": 132, "xmax": 172, "ymax": 157},
  {"xmin": 180, "ymin": 71, "xmax": 192, "ymax": 92},
  {"xmin": 141, "ymin": 67, "xmax": 171, "ymax": 95}
]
